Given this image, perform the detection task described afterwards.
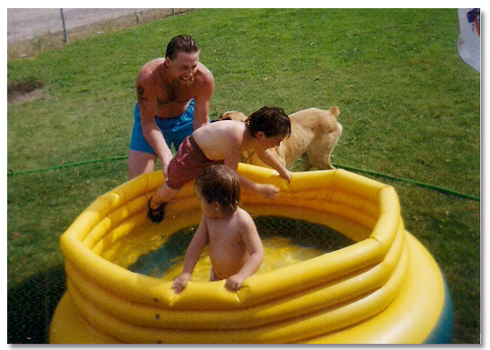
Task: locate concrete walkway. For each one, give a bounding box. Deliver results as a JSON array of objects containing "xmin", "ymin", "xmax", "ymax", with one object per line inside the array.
[{"xmin": 7, "ymin": 8, "xmax": 153, "ymax": 43}]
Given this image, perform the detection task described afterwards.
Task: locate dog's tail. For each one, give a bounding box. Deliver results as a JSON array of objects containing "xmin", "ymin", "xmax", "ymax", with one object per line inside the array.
[{"xmin": 329, "ymin": 107, "xmax": 340, "ymax": 119}]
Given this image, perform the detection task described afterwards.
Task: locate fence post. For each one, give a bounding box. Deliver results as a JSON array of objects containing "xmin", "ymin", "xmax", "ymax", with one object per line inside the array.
[{"xmin": 60, "ymin": 8, "xmax": 68, "ymax": 43}]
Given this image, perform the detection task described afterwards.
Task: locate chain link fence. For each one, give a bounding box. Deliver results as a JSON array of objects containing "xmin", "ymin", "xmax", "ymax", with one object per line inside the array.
[{"xmin": 7, "ymin": 8, "xmax": 192, "ymax": 58}]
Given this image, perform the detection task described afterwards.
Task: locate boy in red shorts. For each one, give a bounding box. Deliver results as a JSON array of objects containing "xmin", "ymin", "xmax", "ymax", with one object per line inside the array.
[{"xmin": 148, "ymin": 106, "xmax": 292, "ymax": 223}]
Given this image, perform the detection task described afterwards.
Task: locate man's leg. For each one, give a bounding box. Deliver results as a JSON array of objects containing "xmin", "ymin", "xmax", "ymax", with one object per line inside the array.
[
  {"xmin": 129, "ymin": 103, "xmax": 161, "ymax": 179},
  {"xmin": 160, "ymin": 99, "xmax": 196, "ymax": 150},
  {"xmin": 128, "ymin": 150, "xmax": 157, "ymax": 179}
]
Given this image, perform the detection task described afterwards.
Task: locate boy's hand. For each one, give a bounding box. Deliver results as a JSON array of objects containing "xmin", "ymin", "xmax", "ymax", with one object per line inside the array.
[
  {"xmin": 280, "ymin": 169, "xmax": 293, "ymax": 183},
  {"xmin": 258, "ymin": 184, "xmax": 279, "ymax": 199},
  {"xmin": 226, "ymin": 274, "xmax": 245, "ymax": 291},
  {"xmin": 172, "ymin": 273, "xmax": 192, "ymax": 294}
]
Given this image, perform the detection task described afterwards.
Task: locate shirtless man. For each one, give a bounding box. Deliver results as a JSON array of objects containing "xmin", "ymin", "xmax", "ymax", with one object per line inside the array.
[
  {"xmin": 128, "ymin": 35, "xmax": 214, "ymax": 179},
  {"xmin": 172, "ymin": 165, "xmax": 264, "ymax": 293},
  {"xmin": 147, "ymin": 106, "xmax": 293, "ymax": 223}
]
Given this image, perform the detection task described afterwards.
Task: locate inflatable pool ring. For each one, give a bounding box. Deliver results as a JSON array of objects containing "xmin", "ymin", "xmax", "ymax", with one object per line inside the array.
[{"xmin": 49, "ymin": 164, "xmax": 453, "ymax": 344}]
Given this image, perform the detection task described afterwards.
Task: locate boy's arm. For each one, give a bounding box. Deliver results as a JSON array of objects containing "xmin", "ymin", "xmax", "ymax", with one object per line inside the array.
[
  {"xmin": 253, "ymin": 148, "xmax": 292, "ymax": 183},
  {"xmin": 225, "ymin": 212, "xmax": 264, "ymax": 291},
  {"xmin": 223, "ymin": 141, "xmax": 280, "ymax": 199},
  {"xmin": 172, "ymin": 217, "xmax": 208, "ymax": 294}
]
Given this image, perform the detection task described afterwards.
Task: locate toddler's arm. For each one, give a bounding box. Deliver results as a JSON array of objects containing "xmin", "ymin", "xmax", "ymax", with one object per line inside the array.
[
  {"xmin": 172, "ymin": 218, "xmax": 208, "ymax": 294},
  {"xmin": 226, "ymin": 211, "xmax": 264, "ymax": 291}
]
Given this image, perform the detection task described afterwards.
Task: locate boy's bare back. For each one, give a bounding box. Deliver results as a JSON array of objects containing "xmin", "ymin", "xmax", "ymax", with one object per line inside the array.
[{"xmin": 192, "ymin": 120, "xmax": 248, "ymax": 164}]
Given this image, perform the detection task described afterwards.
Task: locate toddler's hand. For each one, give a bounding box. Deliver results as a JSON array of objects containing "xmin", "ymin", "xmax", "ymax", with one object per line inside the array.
[
  {"xmin": 172, "ymin": 273, "xmax": 192, "ymax": 294},
  {"xmin": 226, "ymin": 274, "xmax": 245, "ymax": 291}
]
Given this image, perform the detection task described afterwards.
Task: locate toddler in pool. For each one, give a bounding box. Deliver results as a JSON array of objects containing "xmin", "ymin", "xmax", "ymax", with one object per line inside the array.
[{"xmin": 172, "ymin": 165, "xmax": 263, "ymax": 293}]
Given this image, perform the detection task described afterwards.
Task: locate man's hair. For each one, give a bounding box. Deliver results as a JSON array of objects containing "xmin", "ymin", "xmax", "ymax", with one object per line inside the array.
[
  {"xmin": 166, "ymin": 35, "xmax": 200, "ymax": 60},
  {"xmin": 245, "ymin": 106, "xmax": 291, "ymax": 138},
  {"xmin": 195, "ymin": 165, "xmax": 241, "ymax": 215}
]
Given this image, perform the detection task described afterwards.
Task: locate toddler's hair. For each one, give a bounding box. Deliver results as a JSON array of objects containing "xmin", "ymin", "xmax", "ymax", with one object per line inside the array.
[
  {"xmin": 195, "ymin": 165, "xmax": 241, "ymax": 215},
  {"xmin": 245, "ymin": 106, "xmax": 291, "ymax": 138}
]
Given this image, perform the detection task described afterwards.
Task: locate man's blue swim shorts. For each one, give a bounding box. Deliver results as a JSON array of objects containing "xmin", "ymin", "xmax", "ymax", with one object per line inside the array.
[{"xmin": 129, "ymin": 99, "xmax": 196, "ymax": 154}]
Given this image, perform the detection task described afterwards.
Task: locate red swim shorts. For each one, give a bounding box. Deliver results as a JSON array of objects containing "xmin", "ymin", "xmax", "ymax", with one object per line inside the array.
[{"xmin": 166, "ymin": 135, "xmax": 224, "ymax": 189}]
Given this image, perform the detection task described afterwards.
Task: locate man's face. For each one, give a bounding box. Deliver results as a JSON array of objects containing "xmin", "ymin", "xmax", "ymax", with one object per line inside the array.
[{"xmin": 166, "ymin": 51, "xmax": 200, "ymax": 85}]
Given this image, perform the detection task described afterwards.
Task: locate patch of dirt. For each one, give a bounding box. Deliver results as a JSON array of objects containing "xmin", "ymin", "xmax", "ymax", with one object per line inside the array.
[{"xmin": 8, "ymin": 81, "xmax": 45, "ymax": 104}]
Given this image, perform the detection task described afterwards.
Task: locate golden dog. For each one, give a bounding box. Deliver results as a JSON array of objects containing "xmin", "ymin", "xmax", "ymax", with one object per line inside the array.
[{"xmin": 219, "ymin": 107, "xmax": 342, "ymax": 170}]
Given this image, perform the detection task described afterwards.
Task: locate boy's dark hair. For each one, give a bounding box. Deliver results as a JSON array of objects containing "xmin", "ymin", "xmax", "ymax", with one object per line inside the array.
[
  {"xmin": 195, "ymin": 165, "xmax": 241, "ymax": 215},
  {"xmin": 166, "ymin": 35, "xmax": 200, "ymax": 60},
  {"xmin": 245, "ymin": 106, "xmax": 291, "ymax": 139}
]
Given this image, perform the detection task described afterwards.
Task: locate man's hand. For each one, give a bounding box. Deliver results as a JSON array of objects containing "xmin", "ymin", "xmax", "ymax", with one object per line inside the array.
[{"xmin": 160, "ymin": 152, "xmax": 173, "ymax": 180}]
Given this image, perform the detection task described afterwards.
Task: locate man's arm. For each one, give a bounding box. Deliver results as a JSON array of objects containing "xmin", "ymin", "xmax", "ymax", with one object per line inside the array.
[
  {"xmin": 192, "ymin": 69, "xmax": 215, "ymax": 130},
  {"xmin": 137, "ymin": 83, "xmax": 173, "ymax": 177}
]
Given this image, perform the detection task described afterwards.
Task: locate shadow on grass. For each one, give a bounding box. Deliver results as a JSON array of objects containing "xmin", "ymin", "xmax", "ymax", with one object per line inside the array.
[{"xmin": 8, "ymin": 265, "xmax": 66, "ymax": 344}]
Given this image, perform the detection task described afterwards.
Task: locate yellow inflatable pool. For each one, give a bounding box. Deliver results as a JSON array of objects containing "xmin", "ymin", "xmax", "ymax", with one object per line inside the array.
[{"xmin": 49, "ymin": 164, "xmax": 453, "ymax": 344}]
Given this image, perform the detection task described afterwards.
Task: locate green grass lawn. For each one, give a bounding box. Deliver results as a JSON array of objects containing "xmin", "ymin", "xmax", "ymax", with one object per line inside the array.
[{"xmin": 7, "ymin": 8, "xmax": 479, "ymax": 344}]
